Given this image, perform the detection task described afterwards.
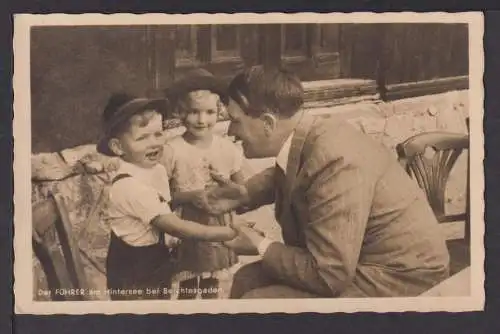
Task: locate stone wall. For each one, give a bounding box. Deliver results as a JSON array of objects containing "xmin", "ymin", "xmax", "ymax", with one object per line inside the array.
[
  {"xmin": 217, "ymin": 89, "xmax": 469, "ymax": 215},
  {"xmin": 31, "ymin": 89, "xmax": 469, "ymax": 300}
]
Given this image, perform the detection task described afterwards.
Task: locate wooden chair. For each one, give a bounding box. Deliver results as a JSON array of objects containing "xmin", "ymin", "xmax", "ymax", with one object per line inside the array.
[
  {"xmin": 32, "ymin": 192, "xmax": 90, "ymax": 301},
  {"xmin": 396, "ymin": 131, "xmax": 470, "ymax": 241}
]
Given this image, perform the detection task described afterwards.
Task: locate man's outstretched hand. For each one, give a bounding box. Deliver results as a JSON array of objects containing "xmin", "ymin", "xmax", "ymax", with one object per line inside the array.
[
  {"xmin": 195, "ymin": 172, "xmax": 249, "ymax": 215},
  {"xmin": 223, "ymin": 219, "xmax": 265, "ymax": 256}
]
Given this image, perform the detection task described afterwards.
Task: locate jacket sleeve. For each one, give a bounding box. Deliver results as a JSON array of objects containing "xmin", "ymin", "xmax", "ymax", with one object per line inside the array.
[
  {"xmin": 236, "ymin": 166, "xmax": 276, "ymax": 214},
  {"xmin": 261, "ymin": 155, "xmax": 376, "ymax": 296}
]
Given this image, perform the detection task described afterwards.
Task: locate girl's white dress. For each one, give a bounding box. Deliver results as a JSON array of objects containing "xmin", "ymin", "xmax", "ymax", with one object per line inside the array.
[{"xmin": 162, "ymin": 134, "xmax": 244, "ymax": 282}]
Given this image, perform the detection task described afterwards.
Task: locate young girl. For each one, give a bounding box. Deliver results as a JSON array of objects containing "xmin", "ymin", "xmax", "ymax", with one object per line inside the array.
[{"xmin": 162, "ymin": 69, "xmax": 245, "ymax": 299}]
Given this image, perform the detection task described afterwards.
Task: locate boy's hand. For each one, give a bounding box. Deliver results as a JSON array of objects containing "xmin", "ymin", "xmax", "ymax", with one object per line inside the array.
[{"xmin": 225, "ymin": 226, "xmax": 238, "ymax": 240}]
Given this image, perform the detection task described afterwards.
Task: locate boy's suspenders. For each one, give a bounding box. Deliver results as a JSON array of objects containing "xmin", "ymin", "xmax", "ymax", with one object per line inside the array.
[
  {"xmin": 111, "ymin": 173, "xmax": 132, "ymax": 184},
  {"xmin": 111, "ymin": 173, "xmax": 166, "ymax": 245}
]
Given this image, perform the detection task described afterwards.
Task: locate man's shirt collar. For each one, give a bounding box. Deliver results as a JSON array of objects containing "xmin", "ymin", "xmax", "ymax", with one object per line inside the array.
[{"xmin": 276, "ymin": 132, "xmax": 294, "ymax": 172}]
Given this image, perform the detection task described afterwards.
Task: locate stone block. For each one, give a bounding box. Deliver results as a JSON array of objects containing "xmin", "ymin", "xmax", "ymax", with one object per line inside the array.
[
  {"xmin": 383, "ymin": 114, "xmax": 417, "ymax": 149},
  {"xmin": 413, "ymin": 114, "xmax": 438, "ymax": 133},
  {"xmin": 60, "ymin": 144, "xmax": 97, "ymax": 166},
  {"xmin": 436, "ymin": 104, "xmax": 469, "ymax": 134},
  {"xmin": 357, "ymin": 117, "xmax": 387, "ymax": 134}
]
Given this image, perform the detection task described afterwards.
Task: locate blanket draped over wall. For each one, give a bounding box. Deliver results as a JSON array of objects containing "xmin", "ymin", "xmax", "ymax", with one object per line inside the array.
[{"xmin": 32, "ymin": 148, "xmax": 118, "ymax": 300}]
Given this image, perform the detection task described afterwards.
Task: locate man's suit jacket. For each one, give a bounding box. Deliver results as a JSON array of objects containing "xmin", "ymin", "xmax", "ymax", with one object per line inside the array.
[{"xmin": 244, "ymin": 114, "xmax": 450, "ymax": 297}]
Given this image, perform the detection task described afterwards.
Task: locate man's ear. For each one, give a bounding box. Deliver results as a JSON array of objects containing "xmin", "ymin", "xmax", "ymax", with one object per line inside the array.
[
  {"xmin": 108, "ymin": 138, "xmax": 124, "ymax": 156},
  {"xmin": 261, "ymin": 112, "xmax": 278, "ymax": 137}
]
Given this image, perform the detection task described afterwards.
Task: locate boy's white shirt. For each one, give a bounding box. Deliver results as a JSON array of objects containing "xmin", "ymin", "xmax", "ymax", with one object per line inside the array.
[
  {"xmin": 116, "ymin": 160, "xmax": 172, "ymax": 201},
  {"xmin": 105, "ymin": 160, "xmax": 178, "ymax": 247}
]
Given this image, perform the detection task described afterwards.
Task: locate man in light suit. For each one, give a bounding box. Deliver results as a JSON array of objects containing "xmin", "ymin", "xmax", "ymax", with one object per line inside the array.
[{"xmin": 206, "ymin": 65, "xmax": 450, "ymax": 298}]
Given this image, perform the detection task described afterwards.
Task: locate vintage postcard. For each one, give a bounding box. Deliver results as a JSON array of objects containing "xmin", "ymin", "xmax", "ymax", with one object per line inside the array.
[{"xmin": 14, "ymin": 12, "xmax": 484, "ymax": 314}]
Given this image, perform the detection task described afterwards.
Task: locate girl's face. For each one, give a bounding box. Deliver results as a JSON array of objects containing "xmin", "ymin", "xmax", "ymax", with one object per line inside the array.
[{"xmin": 180, "ymin": 90, "xmax": 219, "ymax": 139}]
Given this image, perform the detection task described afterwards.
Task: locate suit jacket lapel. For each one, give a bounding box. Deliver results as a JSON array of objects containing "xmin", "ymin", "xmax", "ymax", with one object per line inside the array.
[
  {"xmin": 274, "ymin": 166, "xmax": 285, "ymax": 218},
  {"xmin": 278, "ymin": 114, "xmax": 316, "ymax": 235}
]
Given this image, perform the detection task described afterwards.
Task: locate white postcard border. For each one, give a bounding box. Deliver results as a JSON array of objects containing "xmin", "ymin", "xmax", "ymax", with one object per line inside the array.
[{"xmin": 13, "ymin": 12, "xmax": 485, "ymax": 314}]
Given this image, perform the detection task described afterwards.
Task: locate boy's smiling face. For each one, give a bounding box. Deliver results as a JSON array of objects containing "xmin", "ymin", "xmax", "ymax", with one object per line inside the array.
[
  {"xmin": 109, "ymin": 110, "xmax": 165, "ymax": 168},
  {"xmin": 180, "ymin": 90, "xmax": 219, "ymax": 139}
]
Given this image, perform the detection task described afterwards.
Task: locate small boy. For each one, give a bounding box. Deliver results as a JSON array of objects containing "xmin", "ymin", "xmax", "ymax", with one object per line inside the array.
[{"xmin": 97, "ymin": 92, "xmax": 238, "ymax": 300}]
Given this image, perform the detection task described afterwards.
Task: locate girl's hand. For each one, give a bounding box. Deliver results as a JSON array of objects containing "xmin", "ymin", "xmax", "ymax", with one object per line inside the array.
[{"xmin": 165, "ymin": 235, "xmax": 182, "ymax": 248}]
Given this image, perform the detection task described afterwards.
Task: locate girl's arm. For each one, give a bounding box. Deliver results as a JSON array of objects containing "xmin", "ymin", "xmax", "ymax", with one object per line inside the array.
[
  {"xmin": 170, "ymin": 190, "xmax": 203, "ymax": 207},
  {"xmin": 172, "ymin": 169, "xmax": 245, "ymax": 209},
  {"xmin": 170, "ymin": 171, "xmax": 244, "ymax": 207},
  {"xmin": 151, "ymin": 213, "xmax": 237, "ymax": 242}
]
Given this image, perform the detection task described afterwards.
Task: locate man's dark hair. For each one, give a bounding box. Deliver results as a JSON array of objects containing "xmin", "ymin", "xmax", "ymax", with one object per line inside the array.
[{"xmin": 227, "ymin": 65, "xmax": 304, "ymax": 118}]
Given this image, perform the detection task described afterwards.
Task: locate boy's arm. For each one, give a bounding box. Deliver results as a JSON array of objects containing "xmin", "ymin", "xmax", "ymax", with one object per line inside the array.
[
  {"xmin": 110, "ymin": 178, "xmax": 236, "ymax": 242},
  {"xmin": 151, "ymin": 213, "xmax": 237, "ymax": 242}
]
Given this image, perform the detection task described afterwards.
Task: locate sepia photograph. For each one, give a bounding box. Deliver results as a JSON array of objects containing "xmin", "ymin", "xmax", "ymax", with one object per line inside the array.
[{"xmin": 13, "ymin": 12, "xmax": 484, "ymax": 314}]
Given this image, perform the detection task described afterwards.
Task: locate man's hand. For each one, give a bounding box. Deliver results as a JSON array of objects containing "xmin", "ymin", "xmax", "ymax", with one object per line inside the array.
[
  {"xmin": 223, "ymin": 225, "xmax": 261, "ymax": 256},
  {"xmin": 195, "ymin": 172, "xmax": 248, "ymax": 215},
  {"xmin": 209, "ymin": 171, "xmax": 247, "ymax": 199},
  {"xmin": 222, "ymin": 218, "xmax": 266, "ymax": 255},
  {"xmin": 233, "ymin": 224, "xmax": 266, "ymax": 248}
]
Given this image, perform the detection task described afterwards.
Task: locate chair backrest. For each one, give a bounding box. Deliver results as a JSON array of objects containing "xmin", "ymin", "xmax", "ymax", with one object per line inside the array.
[
  {"xmin": 32, "ymin": 192, "xmax": 90, "ymax": 300},
  {"xmin": 396, "ymin": 132, "xmax": 469, "ymax": 223}
]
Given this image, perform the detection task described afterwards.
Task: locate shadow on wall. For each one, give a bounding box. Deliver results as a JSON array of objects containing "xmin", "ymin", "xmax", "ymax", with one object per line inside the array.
[{"xmin": 31, "ymin": 27, "xmax": 156, "ymax": 153}]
